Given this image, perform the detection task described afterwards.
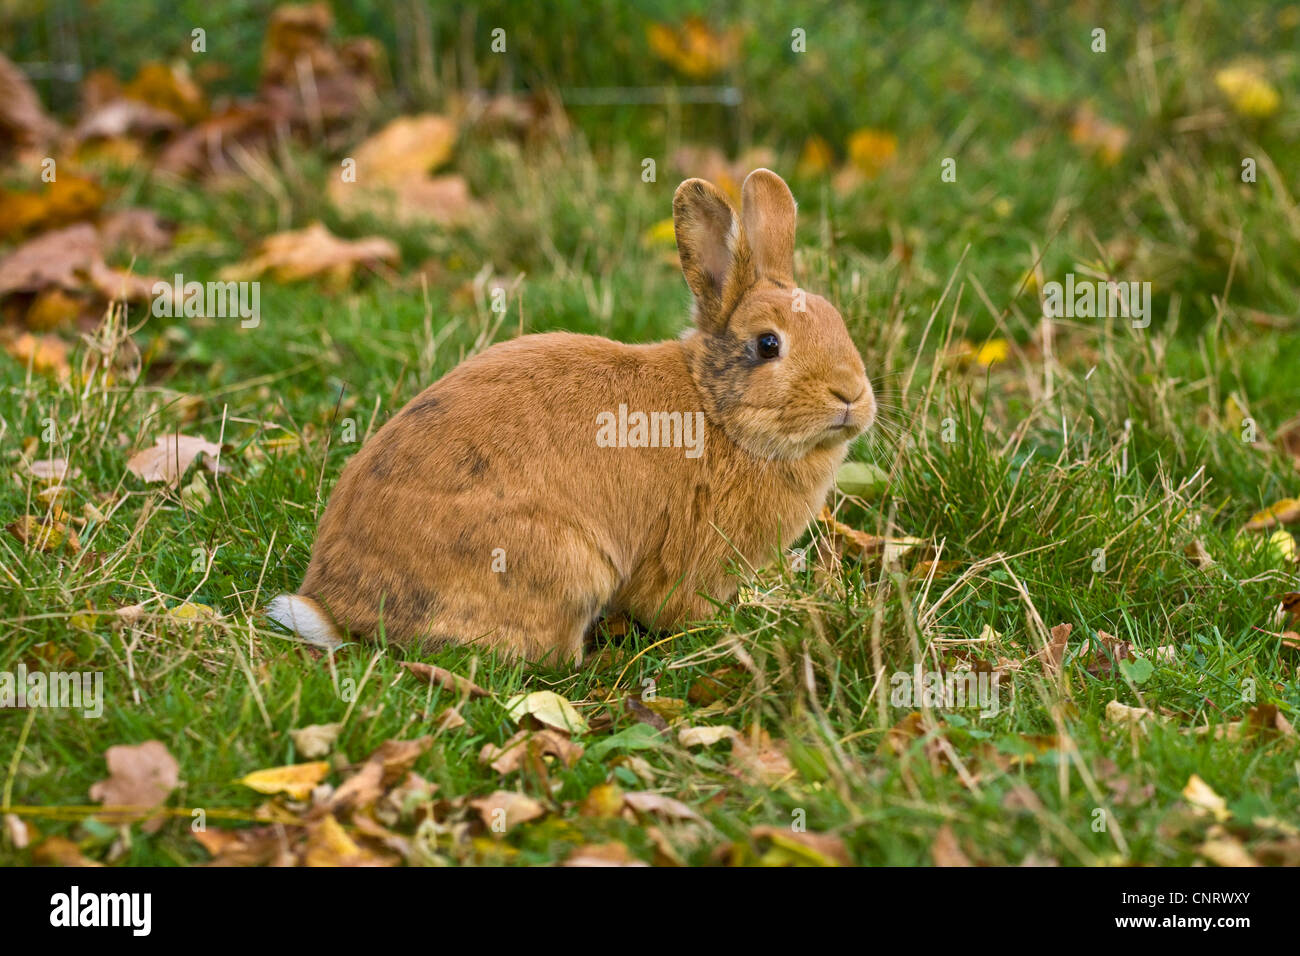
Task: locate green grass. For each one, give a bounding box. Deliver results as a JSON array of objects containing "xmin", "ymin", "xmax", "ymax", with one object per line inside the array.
[{"xmin": 1, "ymin": 1, "xmax": 1298, "ymax": 866}]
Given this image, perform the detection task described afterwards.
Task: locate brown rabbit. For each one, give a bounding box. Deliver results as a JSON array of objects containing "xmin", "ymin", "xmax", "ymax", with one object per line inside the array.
[{"xmin": 268, "ymin": 169, "xmax": 874, "ymax": 661}]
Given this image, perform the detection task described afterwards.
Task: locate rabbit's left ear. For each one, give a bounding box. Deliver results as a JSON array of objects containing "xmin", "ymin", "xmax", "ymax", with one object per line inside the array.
[{"xmin": 740, "ymin": 169, "xmax": 796, "ymax": 285}]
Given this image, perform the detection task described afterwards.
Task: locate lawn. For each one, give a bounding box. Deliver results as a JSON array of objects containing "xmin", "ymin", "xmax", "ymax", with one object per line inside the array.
[{"xmin": 0, "ymin": 1, "xmax": 1298, "ymax": 867}]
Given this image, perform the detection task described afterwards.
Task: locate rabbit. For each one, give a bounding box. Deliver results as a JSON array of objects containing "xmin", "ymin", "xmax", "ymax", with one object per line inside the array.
[{"xmin": 267, "ymin": 168, "xmax": 875, "ymax": 661}]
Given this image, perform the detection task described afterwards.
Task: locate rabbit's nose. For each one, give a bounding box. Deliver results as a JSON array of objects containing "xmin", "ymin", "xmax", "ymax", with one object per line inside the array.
[{"xmin": 830, "ymin": 383, "xmax": 867, "ymax": 405}]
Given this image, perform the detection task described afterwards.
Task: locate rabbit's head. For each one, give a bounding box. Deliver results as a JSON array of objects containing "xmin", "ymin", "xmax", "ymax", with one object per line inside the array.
[{"xmin": 674, "ymin": 168, "xmax": 874, "ymax": 461}]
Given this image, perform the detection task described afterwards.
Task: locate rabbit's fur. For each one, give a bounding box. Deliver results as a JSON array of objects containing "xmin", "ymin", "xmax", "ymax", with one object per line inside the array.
[{"xmin": 268, "ymin": 169, "xmax": 874, "ymax": 661}]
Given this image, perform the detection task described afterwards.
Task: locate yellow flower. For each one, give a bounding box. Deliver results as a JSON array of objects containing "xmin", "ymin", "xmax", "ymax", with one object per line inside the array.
[
  {"xmin": 642, "ymin": 217, "xmax": 677, "ymax": 247},
  {"xmin": 1215, "ymin": 65, "xmax": 1280, "ymax": 119},
  {"xmin": 846, "ymin": 128, "xmax": 898, "ymax": 177},
  {"xmin": 797, "ymin": 136, "xmax": 835, "ymax": 177}
]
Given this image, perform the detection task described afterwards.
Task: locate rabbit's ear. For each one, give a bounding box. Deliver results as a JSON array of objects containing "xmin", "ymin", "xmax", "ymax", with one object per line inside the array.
[
  {"xmin": 673, "ymin": 178, "xmax": 738, "ymax": 332},
  {"xmin": 740, "ymin": 169, "xmax": 796, "ymax": 285}
]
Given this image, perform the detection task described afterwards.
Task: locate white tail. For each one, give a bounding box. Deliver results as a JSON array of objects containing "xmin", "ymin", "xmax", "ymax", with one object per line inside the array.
[{"xmin": 266, "ymin": 594, "xmax": 343, "ymax": 649}]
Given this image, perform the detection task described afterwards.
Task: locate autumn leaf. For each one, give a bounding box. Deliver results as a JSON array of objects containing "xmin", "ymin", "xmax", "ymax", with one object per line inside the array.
[
  {"xmin": 562, "ymin": 842, "xmax": 648, "ymax": 867},
  {"xmin": 1243, "ymin": 498, "xmax": 1300, "ymax": 531},
  {"xmin": 125, "ymin": 433, "xmax": 223, "ymax": 485},
  {"xmin": 302, "ymin": 813, "xmax": 393, "ymax": 867},
  {"xmin": 88, "ymin": 740, "xmax": 180, "ymax": 830},
  {"xmin": 730, "ymin": 726, "xmax": 794, "ymax": 785},
  {"xmin": 677, "ymin": 724, "xmax": 739, "ymax": 748},
  {"xmin": 221, "ymin": 221, "xmax": 398, "ymax": 284},
  {"xmin": 750, "ymin": 826, "xmax": 851, "ymax": 867},
  {"xmin": 504, "ymin": 689, "xmax": 588, "ymax": 733},
  {"xmin": 7, "ymin": 514, "xmax": 80, "ymax": 553},
  {"xmin": 398, "ymin": 660, "xmax": 488, "ymax": 698},
  {"xmin": 931, "ymin": 824, "xmax": 974, "ymax": 866},
  {"xmin": 622, "ymin": 791, "xmax": 702, "ymax": 822},
  {"xmin": 468, "ymin": 791, "xmax": 545, "ymax": 834},
  {"xmin": 479, "ymin": 728, "xmax": 584, "ymax": 775},
  {"xmin": 237, "ymin": 761, "xmax": 330, "ymax": 800},
  {"xmin": 1182, "ymin": 774, "xmax": 1230, "ymax": 822},
  {"xmin": 290, "ymin": 722, "xmax": 344, "ymax": 759}
]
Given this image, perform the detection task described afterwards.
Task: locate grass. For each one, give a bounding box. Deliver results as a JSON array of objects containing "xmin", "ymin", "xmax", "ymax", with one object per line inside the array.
[{"xmin": 1, "ymin": 1, "xmax": 1298, "ymax": 866}]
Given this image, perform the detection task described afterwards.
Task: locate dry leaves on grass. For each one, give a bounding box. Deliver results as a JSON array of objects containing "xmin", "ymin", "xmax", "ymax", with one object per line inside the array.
[
  {"xmin": 328, "ymin": 114, "xmax": 477, "ymax": 226},
  {"xmin": 747, "ymin": 826, "xmax": 852, "ymax": 867},
  {"xmin": 88, "ymin": 740, "xmax": 180, "ymax": 831},
  {"xmin": 220, "ymin": 221, "xmax": 398, "ymax": 285},
  {"xmin": 125, "ymin": 433, "xmax": 224, "ymax": 485},
  {"xmin": 7, "ymin": 513, "xmax": 80, "ymax": 553},
  {"xmin": 729, "ymin": 726, "xmax": 795, "ymax": 785}
]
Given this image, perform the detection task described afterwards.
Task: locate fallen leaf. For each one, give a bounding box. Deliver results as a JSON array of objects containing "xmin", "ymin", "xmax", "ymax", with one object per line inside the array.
[
  {"xmin": 290, "ymin": 722, "xmax": 344, "ymax": 759},
  {"xmin": 1199, "ymin": 834, "xmax": 1258, "ymax": 868},
  {"xmin": 237, "ymin": 761, "xmax": 330, "ymax": 800},
  {"xmin": 750, "ymin": 826, "xmax": 851, "ymax": 867},
  {"xmin": 469, "ymin": 791, "xmax": 545, "ymax": 834},
  {"xmin": 398, "ymin": 661, "xmax": 488, "ymax": 698},
  {"xmin": 1244, "ymin": 498, "xmax": 1300, "ymax": 531},
  {"xmin": 678, "ymin": 724, "xmax": 739, "ymax": 748},
  {"xmin": 220, "ymin": 222, "xmax": 398, "ymax": 284},
  {"xmin": 25, "ymin": 459, "xmax": 81, "ymax": 484},
  {"xmin": 126, "ymin": 433, "xmax": 223, "ymax": 485},
  {"xmin": 730, "ymin": 727, "xmax": 794, "ymax": 785},
  {"xmin": 31, "ymin": 836, "xmax": 103, "ymax": 867},
  {"xmin": 302, "ymin": 813, "xmax": 392, "ymax": 866},
  {"xmin": 88, "ymin": 740, "xmax": 180, "ymax": 829},
  {"xmin": 7, "ymin": 514, "xmax": 79, "ymax": 553},
  {"xmin": 562, "ymin": 842, "xmax": 648, "ymax": 867},
  {"xmin": 1105, "ymin": 700, "xmax": 1153, "ymax": 727},
  {"xmin": 0, "ymin": 52, "xmax": 59, "ymax": 150},
  {"xmin": 479, "ymin": 728, "xmax": 584, "ymax": 775},
  {"xmin": 623, "ymin": 791, "xmax": 702, "ymax": 822},
  {"xmin": 1182, "ymin": 774, "xmax": 1231, "ymax": 822},
  {"xmin": 931, "ymin": 824, "xmax": 974, "ymax": 866},
  {"xmin": 504, "ymin": 690, "xmax": 588, "ymax": 733}
]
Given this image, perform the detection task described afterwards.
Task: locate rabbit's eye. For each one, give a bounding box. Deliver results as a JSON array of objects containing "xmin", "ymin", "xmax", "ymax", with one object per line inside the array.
[{"xmin": 756, "ymin": 332, "xmax": 781, "ymax": 360}]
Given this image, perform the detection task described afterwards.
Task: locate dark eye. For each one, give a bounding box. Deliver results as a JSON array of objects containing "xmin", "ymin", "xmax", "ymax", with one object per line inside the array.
[{"xmin": 756, "ymin": 332, "xmax": 781, "ymax": 360}]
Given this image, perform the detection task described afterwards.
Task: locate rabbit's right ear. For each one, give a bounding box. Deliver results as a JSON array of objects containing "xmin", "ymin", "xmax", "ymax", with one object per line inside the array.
[{"xmin": 673, "ymin": 178, "xmax": 738, "ymax": 334}]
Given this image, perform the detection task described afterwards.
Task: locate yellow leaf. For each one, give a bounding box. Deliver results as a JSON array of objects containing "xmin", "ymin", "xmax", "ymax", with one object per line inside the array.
[
  {"xmin": 1182, "ymin": 774, "xmax": 1230, "ymax": 822},
  {"xmin": 505, "ymin": 690, "xmax": 588, "ymax": 733},
  {"xmin": 237, "ymin": 761, "xmax": 330, "ymax": 800},
  {"xmin": 1243, "ymin": 498, "xmax": 1300, "ymax": 531}
]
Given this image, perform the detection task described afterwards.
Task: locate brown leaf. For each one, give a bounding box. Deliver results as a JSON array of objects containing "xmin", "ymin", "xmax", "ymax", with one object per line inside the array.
[
  {"xmin": 479, "ymin": 728, "xmax": 584, "ymax": 775},
  {"xmin": 88, "ymin": 740, "xmax": 180, "ymax": 829},
  {"xmin": 750, "ymin": 825, "xmax": 851, "ymax": 866},
  {"xmin": 32, "ymin": 836, "xmax": 104, "ymax": 867},
  {"xmin": 468, "ymin": 791, "xmax": 545, "ymax": 834},
  {"xmin": 220, "ymin": 222, "xmax": 398, "ymax": 284},
  {"xmin": 730, "ymin": 726, "xmax": 795, "ymax": 785},
  {"xmin": 302, "ymin": 813, "xmax": 393, "ymax": 866},
  {"xmin": 289, "ymin": 722, "xmax": 344, "ymax": 759},
  {"xmin": 0, "ymin": 224, "xmax": 99, "ymax": 297},
  {"xmin": 126, "ymin": 433, "xmax": 223, "ymax": 485},
  {"xmin": 398, "ymin": 660, "xmax": 488, "ymax": 698},
  {"xmin": 622, "ymin": 791, "xmax": 702, "ymax": 822},
  {"xmin": 0, "ymin": 53, "xmax": 60, "ymax": 150},
  {"xmin": 562, "ymin": 842, "xmax": 648, "ymax": 867},
  {"xmin": 931, "ymin": 824, "xmax": 974, "ymax": 866},
  {"xmin": 1035, "ymin": 622, "xmax": 1072, "ymax": 675},
  {"xmin": 7, "ymin": 514, "xmax": 80, "ymax": 553}
]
